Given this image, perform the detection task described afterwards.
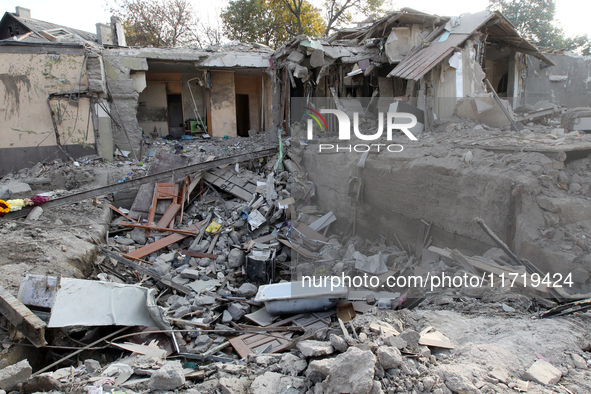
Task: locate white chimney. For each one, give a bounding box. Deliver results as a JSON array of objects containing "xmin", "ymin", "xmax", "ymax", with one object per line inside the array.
[
  {"xmin": 110, "ymin": 16, "xmax": 126, "ymax": 47},
  {"xmin": 96, "ymin": 23, "xmax": 113, "ymax": 45},
  {"xmin": 15, "ymin": 6, "xmax": 31, "ymax": 18}
]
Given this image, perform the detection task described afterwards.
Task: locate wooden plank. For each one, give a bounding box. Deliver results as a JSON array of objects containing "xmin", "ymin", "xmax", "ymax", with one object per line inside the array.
[
  {"xmin": 291, "ymin": 223, "xmax": 328, "ymax": 252},
  {"xmin": 146, "ymin": 183, "xmax": 179, "ymax": 237},
  {"xmin": 469, "ymin": 256, "xmax": 549, "ymax": 293},
  {"xmin": 5, "ymin": 148, "xmax": 278, "ymax": 219},
  {"xmin": 309, "ymin": 212, "xmax": 336, "ymax": 232},
  {"xmin": 124, "ymin": 222, "xmax": 202, "ymax": 260},
  {"xmin": 125, "ymin": 233, "xmax": 185, "ymax": 259},
  {"xmin": 244, "ymin": 233, "xmax": 278, "ymax": 251},
  {"xmin": 415, "ymin": 220, "xmax": 426, "ymax": 259},
  {"xmin": 100, "ymin": 247, "xmax": 193, "ymax": 295},
  {"xmin": 0, "ymin": 285, "xmax": 47, "ymax": 347},
  {"xmin": 148, "ymin": 183, "xmax": 179, "ymax": 225},
  {"xmin": 449, "ymin": 250, "xmax": 481, "ymax": 276},
  {"xmin": 180, "ymin": 250, "xmax": 217, "ymax": 259},
  {"xmin": 131, "ymin": 151, "xmax": 190, "ymax": 214},
  {"xmin": 427, "ymin": 246, "xmax": 451, "ymax": 258},
  {"xmin": 428, "ymin": 246, "xmax": 550, "ymax": 293},
  {"xmin": 119, "ymin": 222, "xmax": 200, "ymax": 236},
  {"xmin": 252, "ymin": 234, "xmax": 278, "ymax": 244},
  {"xmin": 178, "ymin": 176, "xmax": 190, "ymax": 223},
  {"xmin": 109, "ymin": 205, "xmax": 137, "ymax": 222},
  {"xmin": 187, "ymin": 173, "xmax": 204, "ymax": 196},
  {"xmin": 40, "ymin": 30, "xmax": 57, "ymax": 42},
  {"xmin": 277, "ymin": 239, "xmax": 319, "ymax": 259},
  {"xmin": 157, "ymin": 203, "xmax": 181, "ymax": 228}
]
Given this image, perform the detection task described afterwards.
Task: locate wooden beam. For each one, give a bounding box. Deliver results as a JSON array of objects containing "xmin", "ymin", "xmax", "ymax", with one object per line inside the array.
[
  {"xmin": 157, "ymin": 203, "xmax": 181, "ymax": 228},
  {"xmin": 0, "ymin": 286, "xmax": 47, "ymax": 347},
  {"xmin": 124, "ymin": 222, "xmax": 202, "ymax": 260},
  {"xmin": 180, "ymin": 250, "xmax": 217, "ymax": 259},
  {"xmin": 178, "ymin": 176, "xmax": 190, "ymax": 223},
  {"xmin": 119, "ymin": 222, "xmax": 200, "ymax": 236},
  {"xmin": 109, "ymin": 205, "xmax": 137, "ymax": 222}
]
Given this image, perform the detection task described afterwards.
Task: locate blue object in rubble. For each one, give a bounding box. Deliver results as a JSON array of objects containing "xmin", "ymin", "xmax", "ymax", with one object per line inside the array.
[{"xmin": 239, "ymin": 207, "xmax": 251, "ymax": 221}]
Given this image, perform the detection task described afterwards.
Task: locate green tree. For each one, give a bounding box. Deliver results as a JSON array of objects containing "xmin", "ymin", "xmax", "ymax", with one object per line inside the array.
[
  {"xmin": 220, "ymin": 0, "xmax": 270, "ymax": 45},
  {"xmin": 109, "ymin": 0, "xmax": 200, "ymax": 47},
  {"xmin": 488, "ymin": 0, "xmax": 590, "ymax": 55},
  {"xmin": 221, "ymin": 0, "xmax": 325, "ymax": 48},
  {"xmin": 323, "ymin": 0, "xmax": 392, "ymax": 36}
]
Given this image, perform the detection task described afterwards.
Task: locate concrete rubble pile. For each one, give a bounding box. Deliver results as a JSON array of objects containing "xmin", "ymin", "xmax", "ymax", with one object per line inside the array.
[
  {"xmin": 2, "ymin": 6, "xmax": 591, "ymax": 392},
  {"xmin": 0, "ymin": 117, "xmax": 590, "ymax": 393}
]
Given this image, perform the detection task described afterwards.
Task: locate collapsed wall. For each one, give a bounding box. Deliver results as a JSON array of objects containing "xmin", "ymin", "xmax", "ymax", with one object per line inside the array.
[{"xmin": 299, "ymin": 134, "xmax": 591, "ymax": 291}]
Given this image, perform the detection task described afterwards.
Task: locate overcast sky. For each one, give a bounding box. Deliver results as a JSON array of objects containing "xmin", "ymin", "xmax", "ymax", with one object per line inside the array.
[{"xmin": 1, "ymin": 0, "xmax": 590, "ymax": 39}]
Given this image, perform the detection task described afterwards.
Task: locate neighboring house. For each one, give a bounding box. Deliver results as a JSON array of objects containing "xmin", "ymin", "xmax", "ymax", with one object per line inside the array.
[
  {"xmin": 0, "ymin": 7, "xmax": 99, "ymax": 176},
  {"xmin": 0, "ymin": 6, "xmax": 98, "ymax": 43}
]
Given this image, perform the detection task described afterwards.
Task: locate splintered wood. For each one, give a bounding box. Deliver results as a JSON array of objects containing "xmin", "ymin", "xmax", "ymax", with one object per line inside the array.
[
  {"xmin": 229, "ymin": 311, "xmax": 334, "ymax": 358},
  {"xmin": 427, "ymin": 246, "xmax": 551, "ymax": 294},
  {"xmin": 202, "ymin": 167, "xmax": 258, "ymax": 201},
  {"xmin": 0, "ymin": 285, "xmax": 47, "ymax": 347}
]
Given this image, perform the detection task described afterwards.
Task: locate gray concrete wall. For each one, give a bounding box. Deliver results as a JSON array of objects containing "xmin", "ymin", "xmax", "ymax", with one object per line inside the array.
[
  {"xmin": 524, "ymin": 53, "xmax": 591, "ymax": 108},
  {"xmin": 302, "ymin": 146, "xmax": 512, "ymax": 255},
  {"xmin": 301, "ymin": 144, "xmax": 589, "ymax": 279}
]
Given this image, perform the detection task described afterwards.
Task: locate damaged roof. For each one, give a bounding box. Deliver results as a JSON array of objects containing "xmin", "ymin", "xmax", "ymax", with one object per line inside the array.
[
  {"xmin": 328, "ymin": 7, "xmax": 448, "ymax": 42},
  {"xmin": 273, "ymin": 8, "xmax": 449, "ymax": 67},
  {"xmin": 273, "ymin": 8, "xmax": 554, "ymax": 83},
  {"xmin": 389, "ymin": 10, "xmax": 555, "ymax": 81},
  {"xmin": 0, "ymin": 11, "xmax": 97, "ymax": 43}
]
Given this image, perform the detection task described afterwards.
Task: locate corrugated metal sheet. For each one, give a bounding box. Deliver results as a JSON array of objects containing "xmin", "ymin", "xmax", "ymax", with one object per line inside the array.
[
  {"xmin": 389, "ymin": 10, "xmax": 554, "ymax": 81},
  {"xmin": 388, "ymin": 34, "xmax": 466, "ymax": 80}
]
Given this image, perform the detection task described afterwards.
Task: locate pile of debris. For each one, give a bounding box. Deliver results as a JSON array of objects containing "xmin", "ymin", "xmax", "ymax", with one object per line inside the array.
[{"xmin": 1, "ymin": 130, "xmax": 591, "ymax": 393}]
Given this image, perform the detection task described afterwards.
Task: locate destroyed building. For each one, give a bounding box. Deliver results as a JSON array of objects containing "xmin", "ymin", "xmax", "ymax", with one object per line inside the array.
[
  {"xmin": 273, "ymin": 8, "xmax": 560, "ymax": 133},
  {"xmin": 2, "ymin": 4, "xmax": 591, "ymax": 394}
]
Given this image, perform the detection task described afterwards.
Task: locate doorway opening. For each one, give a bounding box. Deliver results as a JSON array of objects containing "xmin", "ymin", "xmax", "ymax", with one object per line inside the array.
[
  {"xmin": 167, "ymin": 94, "xmax": 184, "ymax": 137},
  {"xmin": 235, "ymin": 94, "xmax": 250, "ymax": 137}
]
